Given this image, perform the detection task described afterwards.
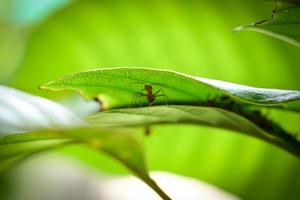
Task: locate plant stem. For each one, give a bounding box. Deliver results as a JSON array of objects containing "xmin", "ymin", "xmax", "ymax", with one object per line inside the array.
[{"xmin": 142, "ymin": 176, "xmax": 172, "ymax": 200}]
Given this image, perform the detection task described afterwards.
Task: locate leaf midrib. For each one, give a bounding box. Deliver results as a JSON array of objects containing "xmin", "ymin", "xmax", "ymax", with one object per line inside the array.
[{"xmin": 52, "ymin": 72, "xmax": 204, "ymax": 101}]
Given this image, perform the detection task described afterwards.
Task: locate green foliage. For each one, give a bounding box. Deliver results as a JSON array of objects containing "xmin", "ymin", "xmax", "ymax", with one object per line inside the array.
[
  {"xmin": 0, "ymin": 129, "xmax": 171, "ymax": 199},
  {"xmin": 41, "ymin": 67, "xmax": 300, "ymax": 156},
  {"xmin": 2, "ymin": 0, "xmax": 300, "ymax": 199},
  {"xmin": 0, "ymin": 86, "xmax": 170, "ymax": 199},
  {"xmin": 0, "ymin": 139, "xmax": 69, "ymax": 172},
  {"xmin": 87, "ymin": 105, "xmax": 300, "ymax": 157},
  {"xmin": 235, "ymin": 2, "xmax": 300, "ymax": 48},
  {"xmin": 0, "ymin": 85, "xmax": 82, "ymax": 134},
  {"xmin": 41, "ymin": 67, "xmax": 300, "ymax": 110}
]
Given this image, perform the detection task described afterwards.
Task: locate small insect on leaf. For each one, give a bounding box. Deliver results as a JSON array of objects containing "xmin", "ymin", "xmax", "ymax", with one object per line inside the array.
[{"xmin": 130, "ymin": 83, "xmax": 170, "ymax": 107}]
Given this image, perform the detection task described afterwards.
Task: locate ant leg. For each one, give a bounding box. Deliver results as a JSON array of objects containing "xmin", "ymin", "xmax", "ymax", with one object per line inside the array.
[
  {"xmin": 130, "ymin": 92, "xmax": 138, "ymax": 107},
  {"xmin": 155, "ymin": 89, "xmax": 170, "ymax": 105},
  {"xmin": 156, "ymin": 94, "xmax": 170, "ymax": 105},
  {"xmin": 130, "ymin": 93, "xmax": 137, "ymax": 108},
  {"xmin": 164, "ymin": 94, "xmax": 170, "ymax": 105},
  {"xmin": 130, "ymin": 92, "xmax": 143, "ymax": 107},
  {"xmin": 130, "ymin": 92, "xmax": 146, "ymax": 107},
  {"xmin": 137, "ymin": 93, "xmax": 143, "ymax": 107},
  {"xmin": 154, "ymin": 89, "xmax": 163, "ymax": 95},
  {"xmin": 149, "ymin": 101, "xmax": 155, "ymax": 107}
]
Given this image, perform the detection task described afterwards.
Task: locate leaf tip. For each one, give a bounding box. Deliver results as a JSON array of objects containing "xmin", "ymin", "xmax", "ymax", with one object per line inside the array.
[
  {"xmin": 39, "ymin": 80, "xmax": 56, "ymax": 90},
  {"xmin": 39, "ymin": 84, "xmax": 49, "ymax": 90},
  {"xmin": 39, "ymin": 85, "xmax": 46, "ymax": 90},
  {"xmin": 233, "ymin": 23, "xmax": 255, "ymax": 33},
  {"xmin": 233, "ymin": 26, "xmax": 244, "ymax": 32}
]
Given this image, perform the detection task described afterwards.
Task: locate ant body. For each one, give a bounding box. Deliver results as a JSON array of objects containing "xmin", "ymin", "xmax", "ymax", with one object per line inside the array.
[
  {"xmin": 130, "ymin": 83, "xmax": 169, "ymax": 136},
  {"xmin": 131, "ymin": 84, "xmax": 169, "ymax": 107}
]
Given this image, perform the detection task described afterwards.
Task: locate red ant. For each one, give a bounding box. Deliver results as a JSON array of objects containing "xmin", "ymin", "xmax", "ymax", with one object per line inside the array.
[
  {"xmin": 130, "ymin": 82, "xmax": 169, "ymax": 136},
  {"xmin": 131, "ymin": 83, "xmax": 169, "ymax": 107}
]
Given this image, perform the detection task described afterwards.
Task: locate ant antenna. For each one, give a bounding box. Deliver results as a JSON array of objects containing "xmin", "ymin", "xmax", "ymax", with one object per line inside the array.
[
  {"xmin": 151, "ymin": 83, "xmax": 165, "ymax": 87},
  {"xmin": 128, "ymin": 81, "xmax": 165, "ymax": 87},
  {"xmin": 128, "ymin": 81, "xmax": 148, "ymax": 85}
]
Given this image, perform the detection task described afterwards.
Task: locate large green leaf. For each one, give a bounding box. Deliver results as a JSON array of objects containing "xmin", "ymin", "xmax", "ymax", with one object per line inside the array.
[
  {"xmin": 0, "ymin": 139, "xmax": 70, "ymax": 172},
  {"xmin": 0, "ymin": 85, "xmax": 83, "ymax": 134},
  {"xmin": 7, "ymin": 0, "xmax": 300, "ymax": 199},
  {"xmin": 40, "ymin": 68, "xmax": 300, "ymax": 156},
  {"xmin": 235, "ymin": 2, "xmax": 300, "ymax": 48},
  {"xmin": 86, "ymin": 105, "xmax": 300, "ymax": 157},
  {"xmin": 0, "ymin": 128, "xmax": 171, "ymax": 199},
  {"xmin": 41, "ymin": 67, "xmax": 300, "ymax": 111},
  {"xmin": 0, "ymin": 86, "xmax": 171, "ymax": 200}
]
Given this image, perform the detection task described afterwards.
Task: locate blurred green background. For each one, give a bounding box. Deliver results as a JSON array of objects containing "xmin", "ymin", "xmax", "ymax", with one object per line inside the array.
[{"xmin": 1, "ymin": 0, "xmax": 300, "ymax": 199}]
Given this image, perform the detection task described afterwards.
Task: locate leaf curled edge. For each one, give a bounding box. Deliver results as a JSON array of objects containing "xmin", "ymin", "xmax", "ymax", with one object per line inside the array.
[
  {"xmin": 234, "ymin": 4, "xmax": 300, "ymax": 48},
  {"xmin": 41, "ymin": 68, "xmax": 300, "ymax": 112}
]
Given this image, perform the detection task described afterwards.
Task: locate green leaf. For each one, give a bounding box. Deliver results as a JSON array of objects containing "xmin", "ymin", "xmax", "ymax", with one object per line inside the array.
[
  {"xmin": 0, "ymin": 85, "xmax": 83, "ymax": 135},
  {"xmin": 86, "ymin": 105, "xmax": 300, "ymax": 158},
  {"xmin": 234, "ymin": 3, "xmax": 300, "ymax": 48},
  {"xmin": 40, "ymin": 67, "xmax": 300, "ymax": 111},
  {"xmin": 0, "ymin": 139, "xmax": 70, "ymax": 172},
  {"xmin": 0, "ymin": 128, "xmax": 171, "ymax": 200},
  {"xmin": 0, "ymin": 86, "xmax": 171, "ymax": 200},
  {"xmin": 7, "ymin": 0, "xmax": 300, "ymax": 198}
]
